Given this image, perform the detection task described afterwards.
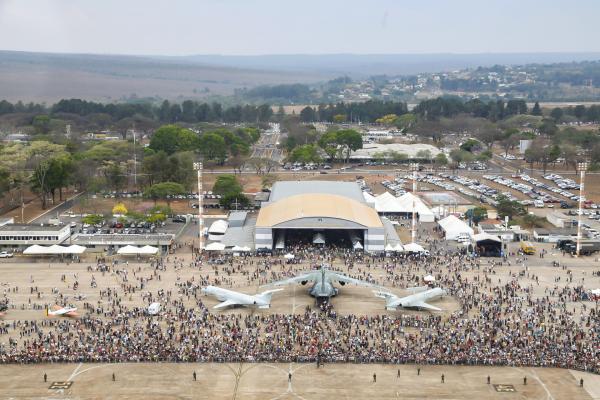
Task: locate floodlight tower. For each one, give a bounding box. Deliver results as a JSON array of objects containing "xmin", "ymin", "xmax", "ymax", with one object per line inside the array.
[
  {"xmin": 576, "ymin": 161, "xmax": 589, "ymax": 257},
  {"xmin": 193, "ymin": 162, "xmax": 204, "ymax": 252},
  {"xmin": 410, "ymin": 162, "xmax": 419, "ymax": 244}
]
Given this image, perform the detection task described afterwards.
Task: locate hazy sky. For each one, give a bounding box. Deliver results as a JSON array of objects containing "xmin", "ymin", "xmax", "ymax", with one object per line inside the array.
[{"xmin": 0, "ymin": 0, "xmax": 598, "ymax": 55}]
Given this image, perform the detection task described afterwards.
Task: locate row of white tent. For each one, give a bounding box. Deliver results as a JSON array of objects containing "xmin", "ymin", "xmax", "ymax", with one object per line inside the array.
[
  {"xmin": 23, "ymin": 244, "xmax": 160, "ymax": 256},
  {"xmin": 204, "ymin": 242, "xmax": 252, "ymax": 252},
  {"xmin": 364, "ymin": 192, "xmax": 435, "ymax": 222},
  {"xmin": 384, "ymin": 242, "xmax": 426, "ymax": 253},
  {"xmin": 117, "ymin": 245, "xmax": 159, "ymax": 255},
  {"xmin": 23, "ymin": 244, "xmax": 87, "ymax": 255}
]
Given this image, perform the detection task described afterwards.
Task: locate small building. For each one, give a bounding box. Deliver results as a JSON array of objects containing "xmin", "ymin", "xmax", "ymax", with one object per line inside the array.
[
  {"xmin": 478, "ymin": 223, "xmax": 515, "ymax": 242},
  {"xmin": 546, "ymin": 211, "xmax": 576, "ymax": 228},
  {"xmin": 533, "ymin": 228, "xmax": 578, "ymax": 243},
  {"xmin": 228, "ymin": 212, "xmax": 247, "ymax": 228},
  {"xmin": 0, "ymin": 224, "xmax": 71, "ymax": 249}
]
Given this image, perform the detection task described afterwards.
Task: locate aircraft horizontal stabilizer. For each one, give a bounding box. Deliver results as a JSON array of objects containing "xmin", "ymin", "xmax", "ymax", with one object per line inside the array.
[
  {"xmin": 213, "ymin": 299, "xmax": 237, "ymax": 310},
  {"xmin": 414, "ymin": 302, "xmax": 442, "ymax": 311}
]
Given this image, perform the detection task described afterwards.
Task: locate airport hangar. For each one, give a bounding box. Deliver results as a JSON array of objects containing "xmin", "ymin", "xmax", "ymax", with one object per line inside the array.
[{"xmin": 254, "ymin": 181, "xmax": 398, "ymax": 252}]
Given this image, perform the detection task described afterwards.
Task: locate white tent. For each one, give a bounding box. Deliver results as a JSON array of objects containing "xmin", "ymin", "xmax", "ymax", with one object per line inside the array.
[
  {"xmin": 205, "ymin": 242, "xmax": 225, "ymax": 251},
  {"xmin": 116, "ymin": 245, "xmax": 157, "ymax": 255},
  {"xmin": 312, "ymin": 233, "xmax": 325, "ymax": 244},
  {"xmin": 396, "ymin": 192, "xmax": 435, "ymax": 222},
  {"xmin": 23, "ymin": 245, "xmax": 50, "ymax": 255},
  {"xmin": 423, "ymin": 274, "xmax": 436, "ymax": 282},
  {"xmin": 472, "ymin": 233, "xmax": 501, "ymax": 243},
  {"xmin": 438, "ymin": 215, "xmax": 474, "ymax": 240},
  {"xmin": 374, "ymin": 192, "xmax": 404, "ymax": 213},
  {"xmin": 66, "ymin": 244, "xmax": 87, "ymax": 254},
  {"xmin": 393, "ymin": 243, "xmax": 404, "ymax": 252},
  {"xmin": 231, "ymin": 245, "xmax": 246, "ymax": 252},
  {"xmin": 208, "ymin": 220, "xmax": 228, "ymax": 241},
  {"xmin": 139, "ymin": 245, "xmax": 159, "ymax": 254},
  {"xmin": 284, "ymin": 253, "xmax": 295, "ymax": 260},
  {"xmin": 403, "ymin": 242, "xmax": 425, "ymax": 253},
  {"xmin": 353, "ymin": 241, "xmax": 364, "ymax": 250}
]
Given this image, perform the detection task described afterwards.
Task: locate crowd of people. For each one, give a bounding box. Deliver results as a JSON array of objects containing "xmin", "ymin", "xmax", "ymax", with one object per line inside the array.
[{"xmin": 0, "ymin": 230, "xmax": 599, "ymax": 376}]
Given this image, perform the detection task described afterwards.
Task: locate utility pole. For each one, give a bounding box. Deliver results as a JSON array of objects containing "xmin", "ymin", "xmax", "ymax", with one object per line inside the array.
[
  {"xmin": 132, "ymin": 128, "xmax": 137, "ymax": 186},
  {"xmin": 193, "ymin": 162, "xmax": 204, "ymax": 253},
  {"xmin": 576, "ymin": 161, "xmax": 589, "ymax": 257},
  {"xmin": 410, "ymin": 162, "xmax": 419, "ymax": 244}
]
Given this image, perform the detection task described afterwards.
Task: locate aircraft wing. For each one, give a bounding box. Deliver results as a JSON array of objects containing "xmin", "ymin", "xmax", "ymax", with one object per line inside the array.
[
  {"xmin": 330, "ymin": 272, "xmax": 381, "ymax": 288},
  {"xmin": 413, "ymin": 302, "xmax": 442, "ymax": 312},
  {"xmin": 263, "ymin": 272, "xmax": 319, "ymax": 287},
  {"xmin": 213, "ymin": 299, "xmax": 240, "ymax": 310}
]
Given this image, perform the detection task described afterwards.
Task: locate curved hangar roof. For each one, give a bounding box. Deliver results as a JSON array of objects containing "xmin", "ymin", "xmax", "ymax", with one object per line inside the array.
[{"xmin": 256, "ymin": 194, "xmax": 383, "ymax": 228}]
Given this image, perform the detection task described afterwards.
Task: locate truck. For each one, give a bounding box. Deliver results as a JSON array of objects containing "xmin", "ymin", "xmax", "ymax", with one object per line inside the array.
[
  {"xmin": 557, "ymin": 240, "xmax": 600, "ymax": 255},
  {"xmin": 520, "ymin": 241, "xmax": 536, "ymax": 255}
]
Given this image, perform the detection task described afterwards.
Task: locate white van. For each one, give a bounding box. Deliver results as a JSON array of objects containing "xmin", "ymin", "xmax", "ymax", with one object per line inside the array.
[{"xmin": 534, "ymin": 200, "xmax": 545, "ymax": 208}]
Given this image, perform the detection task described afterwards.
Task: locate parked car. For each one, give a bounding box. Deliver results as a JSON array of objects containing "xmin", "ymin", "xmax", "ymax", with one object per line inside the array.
[{"xmin": 0, "ymin": 251, "xmax": 14, "ymax": 258}]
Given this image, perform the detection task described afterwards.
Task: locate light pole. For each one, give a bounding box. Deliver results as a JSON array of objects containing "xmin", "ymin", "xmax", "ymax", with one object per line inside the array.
[
  {"xmin": 576, "ymin": 161, "xmax": 589, "ymax": 257},
  {"xmin": 410, "ymin": 162, "xmax": 419, "ymax": 244},
  {"xmin": 193, "ymin": 162, "xmax": 204, "ymax": 253}
]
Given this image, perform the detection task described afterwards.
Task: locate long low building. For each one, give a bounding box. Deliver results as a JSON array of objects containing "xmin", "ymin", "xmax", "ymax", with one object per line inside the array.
[
  {"xmin": 350, "ymin": 143, "xmax": 441, "ymax": 161},
  {"xmin": 255, "ymin": 181, "xmax": 392, "ymax": 252},
  {"xmin": 0, "ymin": 224, "xmax": 71, "ymax": 249}
]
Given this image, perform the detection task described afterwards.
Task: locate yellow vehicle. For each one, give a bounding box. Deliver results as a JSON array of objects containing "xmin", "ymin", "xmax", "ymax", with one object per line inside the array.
[{"xmin": 520, "ymin": 241, "xmax": 536, "ymax": 255}]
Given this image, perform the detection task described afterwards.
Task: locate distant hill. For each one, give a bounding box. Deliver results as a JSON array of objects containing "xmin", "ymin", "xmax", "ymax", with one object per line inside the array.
[
  {"xmin": 2, "ymin": 50, "xmax": 600, "ymax": 103},
  {"xmin": 0, "ymin": 51, "xmax": 330, "ymax": 103},
  {"xmin": 179, "ymin": 52, "xmax": 600, "ymax": 76}
]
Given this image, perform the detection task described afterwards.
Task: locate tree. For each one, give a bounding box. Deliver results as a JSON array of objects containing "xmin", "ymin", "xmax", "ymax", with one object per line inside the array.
[
  {"xmin": 375, "ymin": 114, "xmax": 399, "ymax": 126},
  {"xmin": 416, "ymin": 149, "xmax": 433, "ymax": 163},
  {"xmin": 394, "ymin": 113, "xmax": 417, "ymax": 131},
  {"xmin": 32, "ymin": 115, "xmax": 51, "ymax": 135},
  {"xmin": 531, "ymin": 102, "xmax": 542, "ymax": 116},
  {"xmin": 496, "ymin": 194, "xmax": 525, "ymax": 219},
  {"xmin": 82, "ymin": 214, "xmax": 104, "ymax": 225},
  {"xmin": 144, "ymin": 182, "xmax": 186, "ymax": 207},
  {"xmin": 466, "ymin": 206, "xmax": 488, "ymax": 223},
  {"xmin": 198, "ymin": 133, "xmax": 227, "ymax": 162},
  {"xmin": 102, "ymin": 162, "xmax": 126, "ymax": 192},
  {"xmin": 289, "ymin": 144, "xmax": 322, "ymax": 164},
  {"xmin": 333, "ymin": 114, "xmax": 346, "ymax": 123},
  {"xmin": 300, "ymin": 106, "xmax": 317, "ymax": 122},
  {"xmin": 27, "ymin": 141, "xmax": 68, "ymax": 209},
  {"xmin": 149, "ymin": 125, "xmax": 199, "ymax": 155},
  {"xmin": 220, "ymin": 192, "xmax": 250, "ymax": 210},
  {"xmin": 550, "ymin": 108, "xmax": 564, "ymax": 122},
  {"xmin": 538, "ymin": 119, "xmax": 558, "ymax": 136},
  {"xmin": 434, "ymin": 153, "xmax": 448, "ymax": 168},
  {"xmin": 318, "ymin": 131, "xmax": 340, "ymax": 161},
  {"xmin": 521, "ymin": 213, "xmax": 545, "ymax": 228},
  {"xmin": 335, "ymin": 129, "xmax": 362, "ymax": 162},
  {"xmin": 261, "ymin": 174, "xmax": 276, "ymax": 190},
  {"xmin": 112, "ymin": 203, "xmax": 128, "ymax": 215},
  {"xmin": 213, "ymin": 175, "xmax": 243, "ymax": 197}
]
